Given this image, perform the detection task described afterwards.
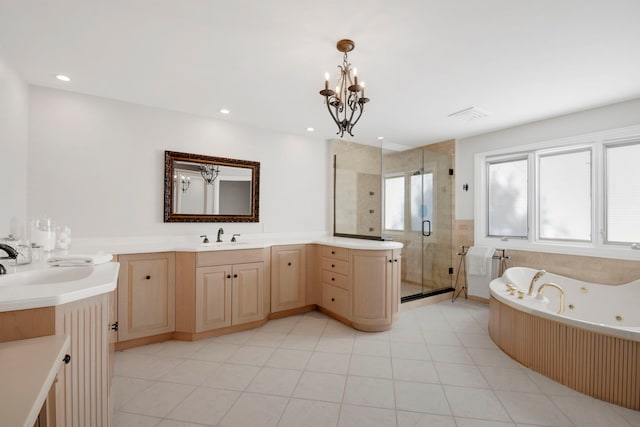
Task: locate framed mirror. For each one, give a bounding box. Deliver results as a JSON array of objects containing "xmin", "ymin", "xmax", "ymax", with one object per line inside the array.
[{"xmin": 164, "ymin": 151, "xmax": 260, "ymax": 222}]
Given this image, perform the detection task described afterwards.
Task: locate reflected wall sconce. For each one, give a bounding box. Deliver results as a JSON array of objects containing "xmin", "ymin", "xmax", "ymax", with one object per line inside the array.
[
  {"xmin": 463, "ymin": 184, "xmax": 469, "ymax": 192},
  {"xmin": 174, "ymin": 175, "xmax": 191, "ymax": 193}
]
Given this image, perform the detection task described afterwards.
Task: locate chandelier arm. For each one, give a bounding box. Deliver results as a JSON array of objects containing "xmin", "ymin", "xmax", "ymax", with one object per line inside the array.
[
  {"xmin": 348, "ymin": 102, "xmax": 365, "ymax": 134},
  {"xmin": 324, "ymin": 96, "xmax": 342, "ymax": 134}
]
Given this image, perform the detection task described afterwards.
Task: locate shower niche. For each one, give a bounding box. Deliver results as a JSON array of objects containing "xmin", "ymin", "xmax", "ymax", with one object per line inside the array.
[{"xmin": 333, "ymin": 139, "xmax": 454, "ymax": 301}]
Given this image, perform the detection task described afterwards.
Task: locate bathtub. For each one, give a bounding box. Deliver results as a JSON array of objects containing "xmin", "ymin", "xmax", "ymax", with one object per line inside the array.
[{"xmin": 488, "ymin": 267, "xmax": 639, "ymax": 410}]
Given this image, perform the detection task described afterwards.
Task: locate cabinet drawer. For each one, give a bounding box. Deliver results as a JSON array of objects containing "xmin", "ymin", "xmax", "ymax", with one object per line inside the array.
[
  {"xmin": 196, "ymin": 249, "xmax": 264, "ymax": 267},
  {"xmin": 321, "ymin": 269, "xmax": 350, "ymax": 290},
  {"xmin": 321, "ymin": 246, "xmax": 349, "ymax": 261},
  {"xmin": 321, "ymin": 283, "xmax": 350, "ymax": 318},
  {"xmin": 321, "ymin": 257, "xmax": 349, "ymax": 276}
]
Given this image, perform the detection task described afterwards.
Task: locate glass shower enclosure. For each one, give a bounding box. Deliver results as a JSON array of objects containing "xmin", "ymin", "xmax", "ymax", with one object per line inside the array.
[{"xmin": 333, "ymin": 140, "xmax": 454, "ymax": 302}]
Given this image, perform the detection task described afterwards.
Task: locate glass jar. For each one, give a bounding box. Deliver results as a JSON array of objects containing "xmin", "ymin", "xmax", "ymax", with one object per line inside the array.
[{"xmin": 31, "ymin": 218, "xmax": 56, "ymax": 252}]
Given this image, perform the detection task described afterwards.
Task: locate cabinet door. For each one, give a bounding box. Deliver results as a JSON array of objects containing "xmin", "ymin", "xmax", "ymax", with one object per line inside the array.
[
  {"xmin": 232, "ymin": 262, "xmax": 265, "ymax": 325},
  {"xmin": 118, "ymin": 253, "xmax": 176, "ymax": 341},
  {"xmin": 351, "ymin": 250, "xmax": 392, "ymax": 327},
  {"xmin": 195, "ymin": 265, "xmax": 232, "ymax": 332},
  {"xmin": 271, "ymin": 246, "xmax": 306, "ymax": 312}
]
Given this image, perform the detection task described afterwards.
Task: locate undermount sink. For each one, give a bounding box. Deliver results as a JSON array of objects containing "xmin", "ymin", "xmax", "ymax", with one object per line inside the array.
[
  {"xmin": 0, "ymin": 267, "xmax": 93, "ymax": 286},
  {"xmin": 201, "ymin": 241, "xmax": 249, "ymax": 248}
]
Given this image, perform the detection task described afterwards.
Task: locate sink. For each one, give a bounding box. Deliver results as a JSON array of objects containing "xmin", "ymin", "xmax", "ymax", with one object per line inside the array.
[
  {"xmin": 201, "ymin": 241, "xmax": 249, "ymax": 248},
  {"xmin": 0, "ymin": 267, "xmax": 93, "ymax": 286}
]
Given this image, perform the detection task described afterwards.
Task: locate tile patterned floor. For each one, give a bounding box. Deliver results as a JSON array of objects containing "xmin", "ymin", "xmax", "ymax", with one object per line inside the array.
[{"xmin": 113, "ymin": 299, "xmax": 640, "ymax": 427}]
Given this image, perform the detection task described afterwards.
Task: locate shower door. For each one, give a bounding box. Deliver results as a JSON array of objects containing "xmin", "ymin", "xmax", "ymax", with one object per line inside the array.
[{"xmin": 384, "ymin": 146, "xmax": 453, "ymax": 301}]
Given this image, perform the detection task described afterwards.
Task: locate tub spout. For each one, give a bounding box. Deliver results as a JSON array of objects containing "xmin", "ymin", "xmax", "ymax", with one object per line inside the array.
[
  {"xmin": 537, "ymin": 282, "xmax": 565, "ymax": 314},
  {"xmin": 527, "ymin": 269, "xmax": 546, "ymax": 296}
]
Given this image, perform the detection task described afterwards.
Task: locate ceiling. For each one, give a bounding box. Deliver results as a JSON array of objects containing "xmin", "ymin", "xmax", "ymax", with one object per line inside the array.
[{"xmin": 1, "ymin": 0, "xmax": 639, "ymax": 149}]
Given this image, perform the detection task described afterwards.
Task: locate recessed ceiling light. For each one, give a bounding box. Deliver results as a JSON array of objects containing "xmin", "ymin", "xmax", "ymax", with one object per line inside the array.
[
  {"xmin": 448, "ymin": 106, "xmax": 491, "ymax": 122},
  {"xmin": 56, "ymin": 74, "xmax": 71, "ymax": 82},
  {"xmin": 219, "ymin": 108, "xmax": 230, "ymax": 114},
  {"xmin": 306, "ymin": 127, "xmax": 315, "ymax": 132},
  {"xmin": 377, "ymin": 136, "xmax": 385, "ymax": 140}
]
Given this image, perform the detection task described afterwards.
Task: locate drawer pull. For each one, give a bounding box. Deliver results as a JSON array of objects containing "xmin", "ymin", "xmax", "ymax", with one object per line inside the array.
[
  {"xmin": 331, "ymin": 251, "xmax": 335, "ymax": 255},
  {"xmin": 331, "ymin": 277, "xmax": 335, "ymax": 281},
  {"xmin": 331, "ymin": 298, "xmax": 335, "ymax": 302},
  {"xmin": 288, "ymin": 262, "xmax": 292, "ymax": 266},
  {"xmin": 145, "ymin": 275, "xmax": 151, "ymax": 280},
  {"xmin": 331, "ymin": 264, "xmax": 335, "ymax": 268}
]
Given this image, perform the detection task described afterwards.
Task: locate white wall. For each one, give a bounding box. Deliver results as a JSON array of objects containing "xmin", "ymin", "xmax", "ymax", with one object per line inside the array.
[
  {"xmin": 0, "ymin": 55, "xmax": 28, "ymax": 238},
  {"xmin": 455, "ymin": 98, "xmax": 640, "ymax": 219},
  {"xmin": 28, "ymin": 86, "xmax": 331, "ymax": 238}
]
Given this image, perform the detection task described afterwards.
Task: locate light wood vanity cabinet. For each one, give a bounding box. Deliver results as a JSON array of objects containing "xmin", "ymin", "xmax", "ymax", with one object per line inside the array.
[
  {"xmin": 271, "ymin": 245, "xmax": 306, "ymax": 313},
  {"xmin": 175, "ymin": 249, "xmax": 270, "ymax": 339},
  {"xmin": 351, "ymin": 249, "xmax": 401, "ymax": 331},
  {"xmin": 117, "ymin": 252, "xmax": 176, "ymax": 342},
  {"xmin": 319, "ymin": 245, "xmax": 351, "ymax": 319}
]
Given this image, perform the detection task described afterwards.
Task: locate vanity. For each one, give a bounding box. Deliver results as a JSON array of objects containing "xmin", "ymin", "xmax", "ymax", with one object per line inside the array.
[{"xmin": 113, "ymin": 236, "xmax": 402, "ymax": 350}]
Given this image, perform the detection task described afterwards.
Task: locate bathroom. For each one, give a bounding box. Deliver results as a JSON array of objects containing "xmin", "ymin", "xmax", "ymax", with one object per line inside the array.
[{"xmin": 1, "ymin": 2, "xmax": 640, "ymax": 426}]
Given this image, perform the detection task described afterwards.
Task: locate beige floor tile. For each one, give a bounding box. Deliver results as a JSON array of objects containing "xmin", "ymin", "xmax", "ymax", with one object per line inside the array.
[
  {"xmin": 266, "ymin": 348, "xmax": 312, "ymax": 370},
  {"xmin": 246, "ymin": 367, "xmax": 302, "ymax": 396},
  {"xmin": 394, "ymin": 380, "xmax": 451, "ymax": 415},
  {"xmin": 189, "ymin": 342, "xmax": 240, "ymax": 362},
  {"xmin": 227, "ymin": 344, "xmax": 275, "ymax": 366},
  {"xmin": 454, "ymin": 418, "xmax": 515, "ymax": 427},
  {"xmin": 279, "ymin": 334, "xmax": 320, "ymax": 351},
  {"xmin": 112, "ymin": 411, "xmax": 161, "ymax": 427},
  {"xmin": 348, "ymin": 354, "xmax": 393, "ymax": 378},
  {"xmin": 428, "ymin": 344, "xmax": 475, "ymax": 365},
  {"xmin": 444, "ymin": 386, "xmax": 511, "ymax": 422},
  {"xmin": 315, "ymin": 336, "xmax": 354, "ymax": 354},
  {"xmin": 306, "ymin": 351, "xmax": 351, "ymax": 375},
  {"xmin": 338, "ymin": 404, "xmax": 397, "ymax": 427},
  {"xmin": 392, "ymin": 358, "xmax": 439, "ymax": 383},
  {"xmin": 160, "ymin": 359, "xmax": 221, "ymax": 386},
  {"xmin": 112, "ymin": 376, "xmax": 156, "ymax": 411},
  {"xmin": 390, "ymin": 341, "xmax": 431, "ymax": 360},
  {"xmin": 479, "ymin": 366, "xmax": 541, "ymax": 393},
  {"xmin": 293, "ymin": 371, "xmax": 347, "ymax": 402},
  {"xmin": 397, "ymin": 411, "xmax": 456, "ymax": 427},
  {"xmin": 218, "ymin": 392, "xmax": 288, "ymax": 427},
  {"xmin": 202, "ymin": 363, "xmax": 260, "ymax": 391},
  {"xmin": 120, "ymin": 382, "xmax": 196, "ymax": 418},
  {"xmin": 278, "ymin": 398, "xmax": 340, "ymax": 427},
  {"xmin": 552, "ymin": 395, "xmax": 634, "ymax": 427},
  {"xmin": 352, "ymin": 339, "xmax": 391, "ymax": 357},
  {"xmin": 495, "ymin": 390, "xmax": 573, "ymax": 426},
  {"xmin": 166, "ymin": 387, "xmax": 239, "ymax": 425},
  {"xmin": 155, "ymin": 340, "xmax": 207, "ymax": 359},
  {"xmin": 250, "ymin": 331, "xmax": 287, "ymax": 347},
  {"xmin": 435, "ymin": 363, "xmax": 490, "ymax": 388},
  {"xmin": 343, "ymin": 376, "xmax": 395, "ymax": 409},
  {"xmin": 114, "ymin": 352, "xmax": 182, "ymax": 380}
]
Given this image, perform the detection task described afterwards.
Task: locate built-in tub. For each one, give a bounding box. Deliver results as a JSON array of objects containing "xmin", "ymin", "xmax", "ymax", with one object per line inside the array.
[{"xmin": 489, "ymin": 267, "xmax": 639, "ymax": 410}]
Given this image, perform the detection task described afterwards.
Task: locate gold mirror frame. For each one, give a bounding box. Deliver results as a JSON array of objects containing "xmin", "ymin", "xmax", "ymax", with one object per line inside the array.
[{"xmin": 164, "ymin": 150, "xmax": 260, "ymax": 222}]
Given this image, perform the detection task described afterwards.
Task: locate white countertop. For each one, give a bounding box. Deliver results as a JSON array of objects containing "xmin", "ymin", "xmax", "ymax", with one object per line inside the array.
[
  {"xmin": 0, "ymin": 334, "xmax": 70, "ymax": 427},
  {"xmin": 70, "ymin": 233, "xmax": 403, "ymax": 255},
  {"xmin": 0, "ymin": 262, "xmax": 120, "ymax": 312}
]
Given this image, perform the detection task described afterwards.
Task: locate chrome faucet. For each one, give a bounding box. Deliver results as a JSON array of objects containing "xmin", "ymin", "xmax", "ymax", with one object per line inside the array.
[
  {"xmin": 527, "ymin": 269, "xmax": 546, "ymax": 296},
  {"xmin": 216, "ymin": 227, "xmax": 224, "ymax": 243},
  {"xmin": 0, "ymin": 243, "xmax": 18, "ymax": 275},
  {"xmin": 537, "ymin": 282, "xmax": 565, "ymax": 314}
]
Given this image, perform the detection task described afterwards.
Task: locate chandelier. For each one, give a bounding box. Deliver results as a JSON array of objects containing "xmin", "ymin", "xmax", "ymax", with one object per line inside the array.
[
  {"xmin": 198, "ymin": 164, "xmax": 220, "ymax": 185},
  {"xmin": 319, "ymin": 39, "xmax": 370, "ymax": 138}
]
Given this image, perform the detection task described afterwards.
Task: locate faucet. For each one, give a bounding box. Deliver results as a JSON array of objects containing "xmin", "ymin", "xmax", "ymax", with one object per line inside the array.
[
  {"xmin": 527, "ymin": 269, "xmax": 546, "ymax": 296},
  {"xmin": 536, "ymin": 282, "xmax": 565, "ymax": 314},
  {"xmin": 200, "ymin": 235, "xmax": 209, "ymax": 244},
  {"xmin": 216, "ymin": 227, "xmax": 224, "ymax": 243},
  {"xmin": 231, "ymin": 234, "xmax": 240, "ymax": 243},
  {"xmin": 0, "ymin": 243, "xmax": 18, "ymax": 275}
]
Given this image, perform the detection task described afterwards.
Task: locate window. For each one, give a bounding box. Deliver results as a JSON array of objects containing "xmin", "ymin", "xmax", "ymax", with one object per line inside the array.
[
  {"xmin": 487, "ymin": 158, "xmax": 528, "ymax": 238},
  {"xmin": 538, "ymin": 149, "xmax": 591, "ymax": 241},
  {"xmin": 384, "ymin": 176, "xmax": 404, "ymax": 231},
  {"xmin": 475, "ymin": 126, "xmax": 640, "ymax": 258},
  {"xmin": 605, "ymin": 141, "xmax": 640, "ymax": 243},
  {"xmin": 410, "ymin": 173, "xmax": 433, "ymax": 232}
]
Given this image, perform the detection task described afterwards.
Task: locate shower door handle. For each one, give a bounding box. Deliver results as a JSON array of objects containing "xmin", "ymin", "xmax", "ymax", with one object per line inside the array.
[{"xmin": 422, "ymin": 219, "xmax": 431, "ymax": 237}]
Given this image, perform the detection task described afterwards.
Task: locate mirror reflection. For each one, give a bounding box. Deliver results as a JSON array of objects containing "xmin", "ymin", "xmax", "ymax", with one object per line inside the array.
[{"xmin": 164, "ymin": 151, "xmax": 260, "ymax": 222}]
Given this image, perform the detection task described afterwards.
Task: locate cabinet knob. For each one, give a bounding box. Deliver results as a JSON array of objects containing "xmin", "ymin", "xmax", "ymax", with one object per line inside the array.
[
  {"xmin": 331, "ymin": 251, "xmax": 335, "ymax": 255},
  {"xmin": 388, "ymin": 260, "xmax": 393, "ymax": 263},
  {"xmin": 227, "ymin": 274, "xmax": 231, "ymax": 279},
  {"xmin": 233, "ymin": 274, "xmax": 238, "ymax": 278},
  {"xmin": 145, "ymin": 275, "xmax": 151, "ymax": 280},
  {"xmin": 331, "ymin": 298, "xmax": 335, "ymax": 302},
  {"xmin": 63, "ymin": 354, "xmax": 71, "ymax": 364},
  {"xmin": 331, "ymin": 264, "xmax": 335, "ymax": 268},
  {"xmin": 288, "ymin": 262, "xmax": 292, "ymax": 266},
  {"xmin": 394, "ymin": 259, "xmax": 398, "ymax": 262},
  {"xmin": 331, "ymin": 277, "xmax": 335, "ymax": 281}
]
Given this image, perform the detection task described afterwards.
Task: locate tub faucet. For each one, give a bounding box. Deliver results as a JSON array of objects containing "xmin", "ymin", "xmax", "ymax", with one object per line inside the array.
[
  {"xmin": 537, "ymin": 282, "xmax": 565, "ymax": 314},
  {"xmin": 216, "ymin": 227, "xmax": 224, "ymax": 243},
  {"xmin": 528, "ymin": 269, "xmax": 546, "ymax": 296}
]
